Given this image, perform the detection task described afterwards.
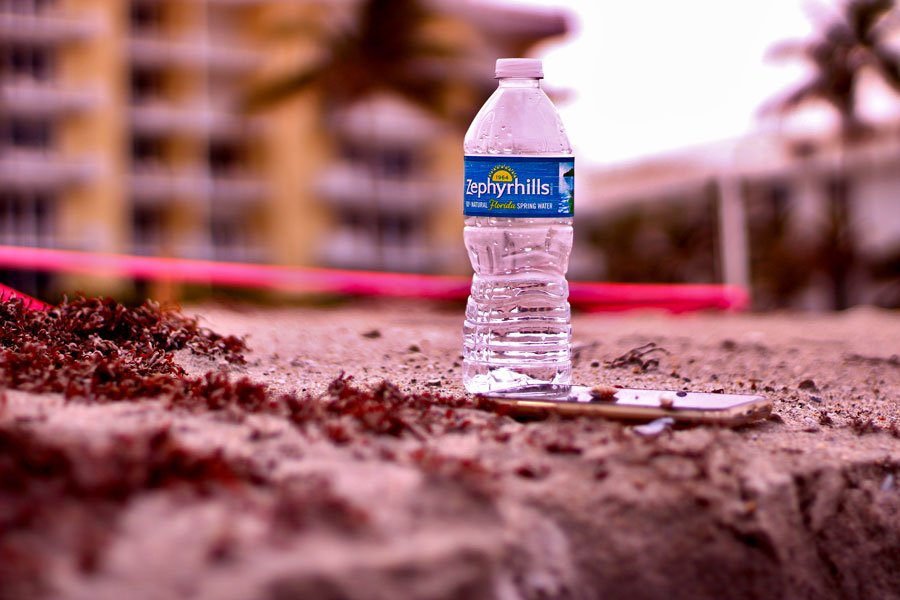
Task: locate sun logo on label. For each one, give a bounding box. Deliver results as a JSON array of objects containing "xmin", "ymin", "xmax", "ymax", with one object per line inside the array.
[{"xmin": 489, "ymin": 165, "xmax": 515, "ymax": 182}]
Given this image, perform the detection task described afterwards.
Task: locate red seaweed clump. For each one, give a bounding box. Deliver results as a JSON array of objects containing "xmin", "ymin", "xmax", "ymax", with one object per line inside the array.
[
  {"xmin": 270, "ymin": 473, "xmax": 371, "ymax": 536},
  {"xmin": 0, "ymin": 297, "xmax": 503, "ymax": 597},
  {"xmin": 170, "ymin": 372, "xmax": 273, "ymax": 414},
  {"xmin": 0, "ymin": 296, "xmax": 488, "ymax": 439},
  {"xmin": 285, "ymin": 375, "xmax": 480, "ymax": 442},
  {"xmin": 0, "ymin": 425, "xmax": 252, "ymax": 508},
  {"xmin": 0, "ymin": 295, "xmax": 249, "ymax": 403},
  {"xmin": 0, "ymin": 424, "xmax": 259, "ymax": 598},
  {"xmin": 409, "ymin": 446, "xmax": 497, "ymax": 503}
]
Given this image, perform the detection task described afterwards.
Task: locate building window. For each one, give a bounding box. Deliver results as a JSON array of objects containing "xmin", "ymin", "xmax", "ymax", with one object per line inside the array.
[
  {"xmin": 2, "ymin": 43, "xmax": 54, "ymax": 81},
  {"xmin": 0, "ymin": 191, "xmax": 55, "ymax": 247},
  {"xmin": 211, "ymin": 214, "xmax": 249, "ymax": 260},
  {"xmin": 3, "ymin": 117, "xmax": 53, "ymax": 150},
  {"xmin": 338, "ymin": 141, "xmax": 416, "ymax": 179},
  {"xmin": 0, "ymin": 0, "xmax": 54, "ymax": 15},
  {"xmin": 372, "ymin": 148, "xmax": 414, "ymax": 178},
  {"xmin": 130, "ymin": 135, "xmax": 165, "ymax": 169},
  {"xmin": 337, "ymin": 209, "xmax": 362, "ymax": 229},
  {"xmin": 768, "ymin": 181, "xmax": 790, "ymax": 219},
  {"xmin": 378, "ymin": 213, "xmax": 415, "ymax": 245},
  {"xmin": 132, "ymin": 206, "xmax": 164, "ymax": 255},
  {"xmin": 130, "ymin": 67, "xmax": 165, "ymax": 104},
  {"xmin": 208, "ymin": 140, "xmax": 245, "ymax": 175},
  {"xmin": 130, "ymin": 0, "xmax": 163, "ymax": 32}
]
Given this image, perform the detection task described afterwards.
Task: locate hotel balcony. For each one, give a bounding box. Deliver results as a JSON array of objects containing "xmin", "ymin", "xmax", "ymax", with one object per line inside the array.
[
  {"xmin": 0, "ymin": 10, "xmax": 101, "ymax": 44},
  {"xmin": 129, "ymin": 169, "xmax": 265, "ymax": 210},
  {"xmin": 204, "ymin": 0, "xmax": 270, "ymax": 5},
  {"xmin": 318, "ymin": 230, "xmax": 439, "ymax": 273},
  {"xmin": 334, "ymin": 94, "xmax": 442, "ymax": 147},
  {"xmin": 211, "ymin": 175, "xmax": 266, "ymax": 207},
  {"xmin": 0, "ymin": 152, "xmax": 96, "ymax": 192},
  {"xmin": 130, "ymin": 240, "xmax": 267, "ymax": 263},
  {"xmin": 208, "ymin": 244, "xmax": 268, "ymax": 264},
  {"xmin": 130, "ymin": 103, "xmax": 262, "ymax": 140},
  {"xmin": 317, "ymin": 163, "xmax": 439, "ymax": 214},
  {"xmin": 1, "ymin": 81, "xmax": 99, "ymax": 117},
  {"xmin": 129, "ymin": 168, "xmax": 205, "ymax": 203},
  {"xmin": 128, "ymin": 35, "xmax": 261, "ymax": 73}
]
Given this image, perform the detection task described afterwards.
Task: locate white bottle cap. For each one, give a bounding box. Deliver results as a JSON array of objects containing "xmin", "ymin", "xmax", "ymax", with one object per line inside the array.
[{"xmin": 495, "ymin": 58, "xmax": 543, "ymax": 79}]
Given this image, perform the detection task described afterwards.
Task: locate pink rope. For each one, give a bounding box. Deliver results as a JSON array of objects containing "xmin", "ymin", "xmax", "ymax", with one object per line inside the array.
[
  {"xmin": 0, "ymin": 282, "xmax": 51, "ymax": 311},
  {"xmin": 0, "ymin": 245, "xmax": 748, "ymax": 311}
]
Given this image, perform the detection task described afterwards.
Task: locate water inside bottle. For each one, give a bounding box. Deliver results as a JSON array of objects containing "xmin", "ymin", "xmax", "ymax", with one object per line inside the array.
[
  {"xmin": 462, "ymin": 61, "xmax": 573, "ymax": 393},
  {"xmin": 463, "ymin": 218, "xmax": 572, "ymax": 392}
]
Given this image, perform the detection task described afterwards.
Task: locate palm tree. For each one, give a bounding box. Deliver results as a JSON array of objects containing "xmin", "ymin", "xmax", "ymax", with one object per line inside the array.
[
  {"xmin": 765, "ymin": 0, "xmax": 900, "ymax": 138},
  {"xmin": 763, "ymin": 0, "xmax": 900, "ymax": 308},
  {"xmin": 245, "ymin": 0, "xmax": 507, "ymax": 272},
  {"xmin": 246, "ymin": 0, "xmax": 489, "ymax": 126},
  {"xmin": 245, "ymin": 1, "xmax": 566, "ymax": 272}
]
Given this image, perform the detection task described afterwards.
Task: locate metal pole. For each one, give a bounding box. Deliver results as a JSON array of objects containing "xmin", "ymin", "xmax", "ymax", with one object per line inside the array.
[{"xmin": 717, "ymin": 176, "xmax": 751, "ymax": 299}]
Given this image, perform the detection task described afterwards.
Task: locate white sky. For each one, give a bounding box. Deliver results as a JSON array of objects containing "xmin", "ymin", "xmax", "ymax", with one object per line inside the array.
[{"xmin": 485, "ymin": 0, "xmax": 821, "ymax": 166}]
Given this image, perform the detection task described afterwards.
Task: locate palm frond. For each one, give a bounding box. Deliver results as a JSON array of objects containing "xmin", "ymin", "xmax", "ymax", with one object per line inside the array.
[
  {"xmin": 762, "ymin": 0, "xmax": 900, "ymax": 136},
  {"xmin": 801, "ymin": 0, "xmax": 843, "ymax": 32},
  {"xmin": 267, "ymin": 19, "xmax": 335, "ymax": 42},
  {"xmin": 872, "ymin": 47, "xmax": 900, "ymax": 92},
  {"xmin": 847, "ymin": 0, "xmax": 893, "ymax": 41},
  {"xmin": 243, "ymin": 63, "xmax": 329, "ymax": 111},
  {"xmin": 765, "ymin": 39, "xmax": 816, "ymax": 62},
  {"xmin": 760, "ymin": 76, "xmax": 829, "ymax": 115},
  {"xmin": 245, "ymin": 0, "xmax": 492, "ymax": 124}
]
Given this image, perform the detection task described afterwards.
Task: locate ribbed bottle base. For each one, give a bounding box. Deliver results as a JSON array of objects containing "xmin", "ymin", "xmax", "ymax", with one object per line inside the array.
[
  {"xmin": 462, "ymin": 360, "xmax": 572, "ymax": 394},
  {"xmin": 462, "ymin": 299, "xmax": 572, "ymax": 393}
]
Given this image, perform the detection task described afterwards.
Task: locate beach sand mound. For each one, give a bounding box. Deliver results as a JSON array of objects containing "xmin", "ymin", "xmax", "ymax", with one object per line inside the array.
[{"xmin": 2, "ymin": 300, "xmax": 899, "ymax": 599}]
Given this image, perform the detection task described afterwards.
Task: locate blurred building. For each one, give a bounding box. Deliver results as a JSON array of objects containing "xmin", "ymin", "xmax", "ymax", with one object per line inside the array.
[
  {"xmin": 0, "ymin": 0, "xmax": 568, "ymax": 298},
  {"xmin": 577, "ymin": 128, "xmax": 900, "ymax": 309}
]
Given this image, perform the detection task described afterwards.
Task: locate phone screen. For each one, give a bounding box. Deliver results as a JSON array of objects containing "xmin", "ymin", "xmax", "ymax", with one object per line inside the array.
[
  {"xmin": 481, "ymin": 385, "xmax": 765, "ymax": 412},
  {"xmin": 582, "ymin": 389, "xmax": 763, "ymax": 411}
]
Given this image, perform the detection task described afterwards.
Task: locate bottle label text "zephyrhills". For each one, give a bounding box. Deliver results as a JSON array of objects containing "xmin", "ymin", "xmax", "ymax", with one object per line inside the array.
[{"xmin": 464, "ymin": 156, "xmax": 573, "ymax": 218}]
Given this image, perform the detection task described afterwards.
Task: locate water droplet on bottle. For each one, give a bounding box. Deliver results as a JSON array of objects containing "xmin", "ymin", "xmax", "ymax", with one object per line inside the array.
[{"xmin": 463, "ymin": 60, "xmax": 572, "ymax": 393}]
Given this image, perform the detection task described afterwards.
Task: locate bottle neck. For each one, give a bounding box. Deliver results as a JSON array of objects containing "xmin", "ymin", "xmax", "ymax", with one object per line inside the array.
[{"xmin": 497, "ymin": 77, "xmax": 541, "ymax": 89}]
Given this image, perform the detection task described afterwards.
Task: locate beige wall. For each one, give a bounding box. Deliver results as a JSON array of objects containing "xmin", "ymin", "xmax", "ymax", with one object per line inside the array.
[
  {"xmin": 249, "ymin": 2, "xmax": 330, "ymax": 267},
  {"xmin": 59, "ymin": 0, "xmax": 129, "ymax": 293}
]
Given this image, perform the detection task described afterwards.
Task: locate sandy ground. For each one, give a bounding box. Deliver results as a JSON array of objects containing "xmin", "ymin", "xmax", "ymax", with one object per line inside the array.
[{"xmin": 3, "ymin": 301, "xmax": 900, "ymax": 599}]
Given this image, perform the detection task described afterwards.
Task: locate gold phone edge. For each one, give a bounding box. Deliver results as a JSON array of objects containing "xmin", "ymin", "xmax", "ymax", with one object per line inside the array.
[{"xmin": 487, "ymin": 397, "xmax": 773, "ymax": 427}]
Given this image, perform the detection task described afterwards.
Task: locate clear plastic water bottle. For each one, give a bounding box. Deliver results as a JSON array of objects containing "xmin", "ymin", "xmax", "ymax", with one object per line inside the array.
[{"xmin": 463, "ymin": 58, "xmax": 574, "ymax": 393}]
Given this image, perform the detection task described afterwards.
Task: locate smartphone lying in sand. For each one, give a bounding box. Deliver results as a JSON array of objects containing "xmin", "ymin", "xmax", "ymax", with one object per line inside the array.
[{"xmin": 478, "ymin": 385, "xmax": 771, "ymax": 427}]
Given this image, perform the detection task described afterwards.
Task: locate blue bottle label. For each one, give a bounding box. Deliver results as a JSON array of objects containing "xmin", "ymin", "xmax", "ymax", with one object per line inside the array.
[{"xmin": 464, "ymin": 155, "xmax": 574, "ymax": 217}]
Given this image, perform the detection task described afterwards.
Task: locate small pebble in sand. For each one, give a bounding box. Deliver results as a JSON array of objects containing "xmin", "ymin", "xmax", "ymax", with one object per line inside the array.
[
  {"xmin": 659, "ymin": 395, "xmax": 676, "ymax": 409},
  {"xmin": 798, "ymin": 379, "xmax": 818, "ymax": 391},
  {"xmin": 634, "ymin": 417, "xmax": 675, "ymax": 437},
  {"xmin": 589, "ymin": 384, "xmax": 618, "ymax": 401}
]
